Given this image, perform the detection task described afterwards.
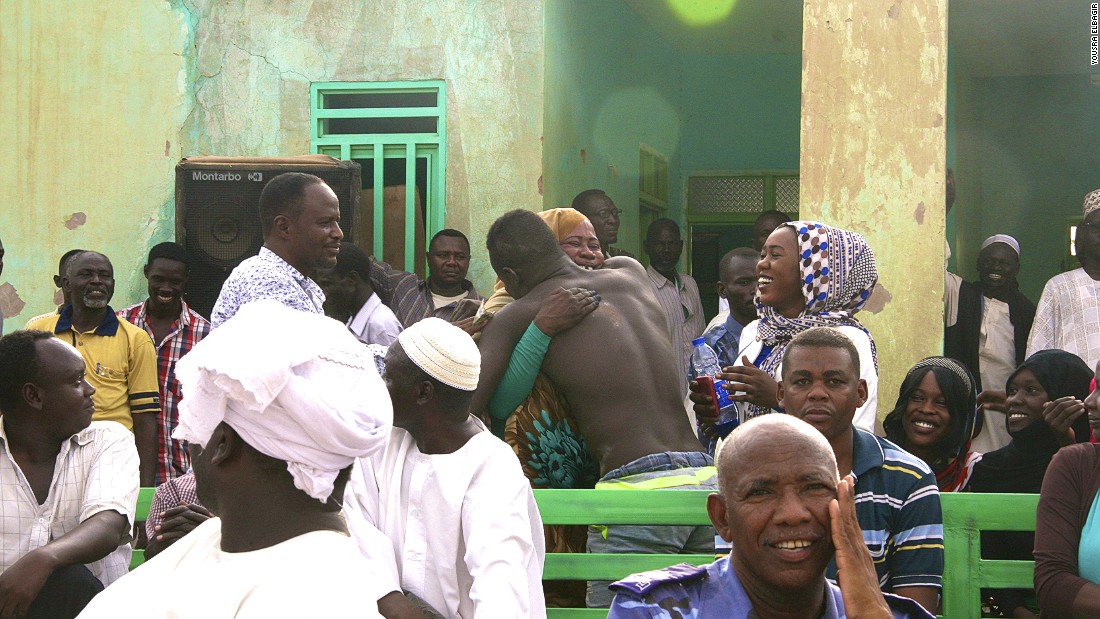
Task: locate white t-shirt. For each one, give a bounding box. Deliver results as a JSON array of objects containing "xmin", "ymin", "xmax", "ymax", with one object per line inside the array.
[
  {"xmin": 77, "ymin": 519, "xmax": 383, "ymax": 618},
  {"xmin": 736, "ymin": 320, "xmax": 879, "ymax": 432},
  {"xmin": 344, "ymin": 428, "xmax": 546, "ymax": 619}
]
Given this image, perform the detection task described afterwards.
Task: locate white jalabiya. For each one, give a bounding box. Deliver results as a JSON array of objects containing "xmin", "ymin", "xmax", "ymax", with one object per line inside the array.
[
  {"xmin": 971, "ymin": 298, "xmax": 1015, "ymax": 454},
  {"xmin": 344, "ymin": 427, "xmax": 547, "ymax": 619},
  {"xmin": 173, "ymin": 300, "xmax": 392, "ymax": 502},
  {"xmin": 75, "ymin": 518, "xmax": 383, "ymax": 618},
  {"xmin": 1027, "ymin": 268, "xmax": 1100, "ymax": 370}
]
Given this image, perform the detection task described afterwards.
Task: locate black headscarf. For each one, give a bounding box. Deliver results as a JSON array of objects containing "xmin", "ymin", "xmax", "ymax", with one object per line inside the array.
[
  {"xmin": 968, "ymin": 349, "xmax": 1094, "ymax": 494},
  {"xmin": 884, "ymin": 357, "xmax": 980, "ymax": 491}
]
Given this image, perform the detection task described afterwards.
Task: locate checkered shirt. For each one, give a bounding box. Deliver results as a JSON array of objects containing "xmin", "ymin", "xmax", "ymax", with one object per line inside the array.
[
  {"xmin": 119, "ymin": 300, "xmax": 211, "ymax": 485},
  {"xmin": 0, "ymin": 420, "xmax": 139, "ymax": 586}
]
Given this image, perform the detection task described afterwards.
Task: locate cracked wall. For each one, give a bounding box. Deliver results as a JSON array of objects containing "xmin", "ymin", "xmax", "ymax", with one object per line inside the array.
[
  {"xmin": 800, "ymin": 0, "xmax": 948, "ymax": 423},
  {"xmin": 1, "ymin": 0, "xmax": 543, "ymax": 330},
  {"xmin": 0, "ymin": 0, "xmax": 190, "ymax": 331}
]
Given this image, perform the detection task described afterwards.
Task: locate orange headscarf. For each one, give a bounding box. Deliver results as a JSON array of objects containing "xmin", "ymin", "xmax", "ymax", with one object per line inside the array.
[{"xmin": 481, "ymin": 208, "xmax": 593, "ymax": 314}]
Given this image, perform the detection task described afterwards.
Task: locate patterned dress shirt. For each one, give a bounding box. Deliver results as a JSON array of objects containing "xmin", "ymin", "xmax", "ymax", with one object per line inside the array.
[
  {"xmin": 210, "ymin": 247, "xmax": 325, "ymax": 328},
  {"xmin": 367, "ymin": 258, "xmax": 483, "ymax": 328},
  {"xmin": 119, "ymin": 300, "xmax": 211, "ymax": 485}
]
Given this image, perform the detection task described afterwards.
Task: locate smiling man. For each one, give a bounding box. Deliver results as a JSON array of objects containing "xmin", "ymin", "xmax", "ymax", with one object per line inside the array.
[
  {"xmin": 0, "ymin": 331, "xmax": 138, "ymax": 619},
  {"xmin": 608, "ymin": 415, "xmax": 934, "ymax": 619},
  {"xmin": 211, "ymin": 172, "xmax": 343, "ymax": 327},
  {"xmin": 777, "ymin": 327, "xmax": 943, "ymax": 615},
  {"xmin": 644, "ymin": 218, "xmax": 704, "ymax": 398},
  {"xmin": 119, "ymin": 243, "xmax": 211, "ymax": 484},
  {"xmin": 944, "ymin": 234, "xmax": 1035, "ymax": 453},
  {"xmin": 25, "ymin": 251, "xmax": 160, "ymax": 487}
]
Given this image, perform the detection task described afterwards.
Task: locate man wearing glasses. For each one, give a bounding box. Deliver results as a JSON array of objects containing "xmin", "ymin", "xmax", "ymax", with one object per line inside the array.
[
  {"xmin": 572, "ymin": 189, "xmax": 635, "ymax": 259},
  {"xmin": 1028, "ymin": 188, "xmax": 1100, "ymax": 371}
]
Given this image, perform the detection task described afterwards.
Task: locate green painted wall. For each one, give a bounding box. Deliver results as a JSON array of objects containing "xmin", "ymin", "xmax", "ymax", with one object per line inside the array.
[
  {"xmin": 953, "ymin": 73, "xmax": 1100, "ymax": 302},
  {"xmin": 0, "ymin": 0, "xmax": 543, "ymax": 332},
  {"xmin": 543, "ymin": 0, "xmax": 684, "ymax": 256},
  {"xmin": 680, "ymin": 53, "xmax": 801, "ymax": 173}
]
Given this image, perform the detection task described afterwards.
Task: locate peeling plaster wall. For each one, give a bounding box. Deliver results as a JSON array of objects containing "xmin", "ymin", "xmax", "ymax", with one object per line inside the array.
[
  {"xmin": 800, "ymin": 0, "xmax": 948, "ymax": 422},
  {"xmin": 543, "ymin": 0, "xmax": 683, "ymax": 256},
  {"xmin": 1, "ymin": 0, "xmax": 543, "ymax": 329},
  {"xmin": 177, "ymin": 1, "xmax": 545, "ymax": 293},
  {"xmin": 0, "ymin": 1, "xmax": 190, "ymax": 332}
]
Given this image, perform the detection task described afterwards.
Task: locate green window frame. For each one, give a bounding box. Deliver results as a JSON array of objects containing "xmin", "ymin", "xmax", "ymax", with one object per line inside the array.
[{"xmin": 310, "ymin": 80, "xmax": 447, "ymax": 270}]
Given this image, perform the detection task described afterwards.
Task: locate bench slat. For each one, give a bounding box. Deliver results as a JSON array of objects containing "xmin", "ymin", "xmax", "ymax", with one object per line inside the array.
[{"xmin": 534, "ymin": 489, "xmax": 713, "ymax": 525}]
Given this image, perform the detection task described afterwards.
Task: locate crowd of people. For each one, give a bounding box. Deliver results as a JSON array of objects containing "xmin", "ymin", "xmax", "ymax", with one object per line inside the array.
[{"xmin": 1, "ymin": 171, "xmax": 1100, "ymax": 618}]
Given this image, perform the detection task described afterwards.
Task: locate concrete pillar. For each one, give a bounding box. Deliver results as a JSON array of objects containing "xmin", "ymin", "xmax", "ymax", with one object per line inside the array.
[{"xmin": 799, "ymin": 0, "xmax": 949, "ymax": 424}]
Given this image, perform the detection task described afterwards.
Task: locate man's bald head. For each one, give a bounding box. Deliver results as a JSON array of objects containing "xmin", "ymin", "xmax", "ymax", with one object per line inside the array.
[{"xmin": 715, "ymin": 415, "xmax": 838, "ymax": 495}]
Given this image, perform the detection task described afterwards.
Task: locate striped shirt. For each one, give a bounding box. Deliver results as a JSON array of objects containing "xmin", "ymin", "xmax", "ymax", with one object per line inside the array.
[
  {"xmin": 367, "ymin": 259, "xmax": 483, "ymax": 328},
  {"xmin": 827, "ymin": 429, "xmax": 944, "ymax": 593},
  {"xmin": 646, "ymin": 266, "xmax": 705, "ymax": 396},
  {"xmin": 119, "ymin": 301, "xmax": 211, "ymax": 485},
  {"xmin": 0, "ymin": 420, "xmax": 139, "ymax": 587}
]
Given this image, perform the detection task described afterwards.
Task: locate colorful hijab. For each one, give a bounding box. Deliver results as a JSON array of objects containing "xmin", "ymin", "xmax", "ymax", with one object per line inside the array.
[
  {"xmin": 748, "ymin": 221, "xmax": 879, "ymax": 417},
  {"xmin": 883, "ymin": 356, "xmax": 982, "ymax": 492}
]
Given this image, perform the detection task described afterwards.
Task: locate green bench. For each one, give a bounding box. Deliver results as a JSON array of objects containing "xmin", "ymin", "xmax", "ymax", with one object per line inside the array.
[
  {"xmin": 130, "ymin": 487, "xmax": 1039, "ymax": 618},
  {"xmin": 533, "ymin": 489, "xmax": 1040, "ymax": 619}
]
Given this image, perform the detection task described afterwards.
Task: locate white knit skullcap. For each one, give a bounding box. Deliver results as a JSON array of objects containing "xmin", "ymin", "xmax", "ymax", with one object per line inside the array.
[
  {"xmin": 397, "ymin": 317, "xmax": 480, "ymax": 391},
  {"xmin": 173, "ymin": 300, "xmax": 392, "ymax": 503},
  {"xmin": 980, "ymin": 234, "xmax": 1020, "ymax": 256},
  {"xmin": 1084, "ymin": 188, "xmax": 1100, "ymax": 218}
]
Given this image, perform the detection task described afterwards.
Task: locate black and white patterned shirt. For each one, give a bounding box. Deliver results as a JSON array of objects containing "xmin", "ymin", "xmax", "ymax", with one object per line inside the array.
[{"xmin": 211, "ymin": 247, "xmax": 325, "ymax": 328}]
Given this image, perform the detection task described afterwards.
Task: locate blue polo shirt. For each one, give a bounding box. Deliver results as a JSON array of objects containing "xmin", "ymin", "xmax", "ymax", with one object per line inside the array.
[{"xmin": 827, "ymin": 429, "xmax": 944, "ymax": 593}]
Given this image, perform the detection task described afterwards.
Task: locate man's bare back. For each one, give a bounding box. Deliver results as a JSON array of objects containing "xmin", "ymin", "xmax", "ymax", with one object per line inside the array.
[{"xmin": 475, "ymin": 256, "xmax": 701, "ymax": 475}]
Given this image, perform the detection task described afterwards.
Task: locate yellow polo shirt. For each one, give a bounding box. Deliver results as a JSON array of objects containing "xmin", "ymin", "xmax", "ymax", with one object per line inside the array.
[{"xmin": 26, "ymin": 306, "xmax": 160, "ymax": 430}]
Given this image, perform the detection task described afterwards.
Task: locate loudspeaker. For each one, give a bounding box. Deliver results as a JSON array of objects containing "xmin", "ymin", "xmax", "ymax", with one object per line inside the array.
[{"xmin": 175, "ymin": 155, "xmax": 361, "ymax": 319}]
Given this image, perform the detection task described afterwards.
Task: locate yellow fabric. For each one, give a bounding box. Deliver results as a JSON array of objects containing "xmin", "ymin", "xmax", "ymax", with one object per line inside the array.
[
  {"xmin": 594, "ymin": 466, "xmax": 718, "ymax": 490},
  {"xmin": 483, "ymin": 208, "xmax": 591, "ymax": 314},
  {"xmin": 25, "ymin": 314, "xmax": 160, "ymax": 430}
]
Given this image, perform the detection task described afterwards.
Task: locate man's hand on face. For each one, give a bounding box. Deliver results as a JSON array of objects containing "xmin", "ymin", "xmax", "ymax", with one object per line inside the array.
[
  {"xmin": 0, "ymin": 548, "xmax": 56, "ymax": 619},
  {"xmin": 830, "ymin": 474, "xmax": 893, "ymax": 619}
]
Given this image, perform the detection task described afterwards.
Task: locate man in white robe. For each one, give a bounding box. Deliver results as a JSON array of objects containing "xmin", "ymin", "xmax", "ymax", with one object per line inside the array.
[
  {"xmin": 345, "ymin": 317, "xmax": 546, "ymax": 619},
  {"xmin": 1028, "ymin": 188, "xmax": 1100, "ymax": 373},
  {"xmin": 77, "ymin": 300, "xmax": 392, "ymax": 618}
]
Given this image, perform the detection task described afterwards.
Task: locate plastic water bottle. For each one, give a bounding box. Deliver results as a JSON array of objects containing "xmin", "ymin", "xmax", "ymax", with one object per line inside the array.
[{"xmin": 690, "ymin": 337, "xmax": 739, "ymax": 426}]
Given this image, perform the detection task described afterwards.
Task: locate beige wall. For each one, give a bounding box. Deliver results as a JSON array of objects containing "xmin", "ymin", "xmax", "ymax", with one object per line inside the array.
[
  {"xmin": 0, "ymin": 1, "xmax": 543, "ymax": 330},
  {"xmin": 800, "ymin": 0, "xmax": 949, "ymax": 421}
]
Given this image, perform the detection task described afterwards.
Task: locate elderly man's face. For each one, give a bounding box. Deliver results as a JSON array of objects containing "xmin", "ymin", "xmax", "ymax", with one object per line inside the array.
[
  {"xmin": 65, "ymin": 252, "xmax": 115, "ymax": 311},
  {"xmin": 711, "ymin": 429, "xmax": 838, "ymax": 594}
]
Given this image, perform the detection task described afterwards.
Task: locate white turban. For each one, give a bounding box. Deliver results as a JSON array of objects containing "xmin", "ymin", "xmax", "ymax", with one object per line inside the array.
[
  {"xmin": 173, "ymin": 300, "xmax": 392, "ymax": 502},
  {"xmin": 981, "ymin": 234, "xmax": 1020, "ymax": 256},
  {"xmin": 396, "ymin": 317, "xmax": 480, "ymax": 390}
]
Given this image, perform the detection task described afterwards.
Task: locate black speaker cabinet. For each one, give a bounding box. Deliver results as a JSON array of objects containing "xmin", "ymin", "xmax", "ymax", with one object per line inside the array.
[{"xmin": 175, "ymin": 155, "xmax": 361, "ymax": 319}]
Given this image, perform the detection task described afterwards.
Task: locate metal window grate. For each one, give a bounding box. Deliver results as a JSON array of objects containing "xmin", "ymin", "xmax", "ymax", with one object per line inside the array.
[
  {"xmin": 775, "ymin": 176, "xmax": 800, "ymax": 213},
  {"xmin": 310, "ymin": 81, "xmax": 446, "ymax": 271},
  {"xmin": 688, "ymin": 176, "xmax": 766, "ymax": 214}
]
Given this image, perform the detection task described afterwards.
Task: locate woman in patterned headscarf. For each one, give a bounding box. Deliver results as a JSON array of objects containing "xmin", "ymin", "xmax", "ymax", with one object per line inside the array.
[
  {"xmin": 708, "ymin": 221, "xmax": 880, "ymax": 429},
  {"xmin": 883, "ymin": 356, "xmax": 983, "ymax": 492}
]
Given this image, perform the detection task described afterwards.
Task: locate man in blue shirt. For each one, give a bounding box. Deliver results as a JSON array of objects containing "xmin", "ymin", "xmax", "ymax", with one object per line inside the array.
[
  {"xmin": 703, "ymin": 247, "xmax": 759, "ymax": 369},
  {"xmin": 608, "ymin": 414, "xmax": 933, "ymax": 619}
]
